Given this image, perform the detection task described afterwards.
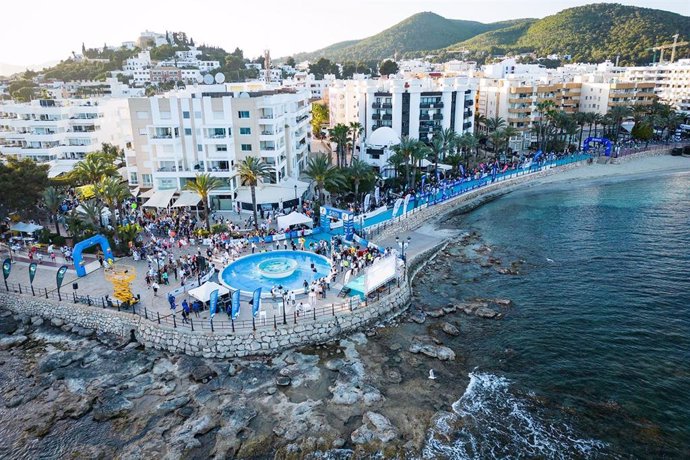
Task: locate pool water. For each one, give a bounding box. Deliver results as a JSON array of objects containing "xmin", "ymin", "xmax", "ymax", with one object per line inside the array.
[{"xmin": 220, "ymin": 250, "xmax": 332, "ymax": 297}]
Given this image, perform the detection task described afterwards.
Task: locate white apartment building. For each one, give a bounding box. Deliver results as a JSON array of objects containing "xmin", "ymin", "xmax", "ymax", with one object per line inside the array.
[
  {"xmin": 126, "ymin": 84, "xmax": 311, "ymax": 211},
  {"xmin": 0, "ymin": 98, "xmax": 132, "ymax": 176},
  {"xmin": 624, "ymin": 59, "xmax": 690, "ymax": 114},
  {"xmin": 282, "ymin": 73, "xmax": 337, "ymax": 100},
  {"xmin": 123, "ymin": 51, "xmax": 152, "ymax": 85},
  {"xmin": 329, "ymin": 76, "xmax": 475, "ymax": 175},
  {"xmin": 138, "ymin": 30, "xmax": 168, "ymax": 48}
]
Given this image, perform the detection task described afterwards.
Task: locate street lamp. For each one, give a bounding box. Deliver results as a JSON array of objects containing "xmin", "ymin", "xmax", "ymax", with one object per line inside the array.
[{"xmin": 396, "ymin": 236, "xmax": 411, "ymax": 263}]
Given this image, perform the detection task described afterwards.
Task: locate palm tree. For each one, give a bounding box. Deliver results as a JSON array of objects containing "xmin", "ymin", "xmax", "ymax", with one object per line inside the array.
[
  {"xmin": 607, "ymin": 105, "xmax": 632, "ymax": 142},
  {"xmin": 95, "ymin": 176, "xmax": 131, "ymax": 219},
  {"xmin": 328, "ymin": 123, "xmax": 351, "ymax": 168},
  {"xmin": 304, "ymin": 154, "xmax": 346, "ymax": 203},
  {"xmin": 575, "ymin": 112, "xmax": 589, "ymax": 148},
  {"xmin": 412, "ymin": 142, "xmax": 430, "ymax": 185},
  {"xmin": 42, "ymin": 186, "xmax": 65, "ymax": 236},
  {"xmin": 348, "ymin": 122, "xmax": 364, "ymax": 166},
  {"xmin": 428, "ymin": 137, "xmax": 444, "ymax": 178},
  {"xmin": 489, "ymin": 129, "xmax": 505, "ymax": 154},
  {"xmin": 71, "ymin": 152, "xmax": 117, "ymax": 185},
  {"xmin": 486, "ymin": 116, "xmax": 506, "ymax": 134},
  {"xmin": 237, "ymin": 158, "xmax": 273, "ymax": 231},
  {"xmin": 391, "ymin": 136, "xmax": 419, "ymax": 188},
  {"xmin": 502, "ymin": 126, "xmax": 519, "ymax": 154},
  {"xmin": 459, "ymin": 132, "xmax": 478, "ymax": 163},
  {"xmin": 387, "ymin": 150, "xmax": 405, "ymax": 180},
  {"xmin": 76, "ymin": 199, "xmax": 104, "ymax": 229},
  {"xmin": 437, "ymin": 127, "xmax": 457, "ymax": 161},
  {"xmin": 185, "ymin": 173, "xmax": 224, "ymax": 231},
  {"xmin": 346, "ymin": 159, "xmax": 375, "ymax": 201},
  {"xmin": 591, "ymin": 113, "xmax": 603, "ymax": 138}
]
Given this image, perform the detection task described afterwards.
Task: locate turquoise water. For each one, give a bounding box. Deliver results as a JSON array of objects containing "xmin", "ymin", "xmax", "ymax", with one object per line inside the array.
[
  {"xmin": 220, "ymin": 250, "xmax": 332, "ymax": 296},
  {"xmin": 421, "ymin": 171, "xmax": 690, "ymax": 458}
]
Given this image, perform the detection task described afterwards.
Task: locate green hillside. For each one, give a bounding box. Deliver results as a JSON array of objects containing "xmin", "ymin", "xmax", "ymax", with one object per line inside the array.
[
  {"xmin": 514, "ymin": 4, "xmax": 690, "ymax": 64},
  {"xmin": 447, "ymin": 19, "xmax": 537, "ymax": 54},
  {"xmin": 294, "ymin": 4, "xmax": 689, "ymax": 65},
  {"xmin": 293, "ymin": 12, "xmax": 509, "ymax": 62}
]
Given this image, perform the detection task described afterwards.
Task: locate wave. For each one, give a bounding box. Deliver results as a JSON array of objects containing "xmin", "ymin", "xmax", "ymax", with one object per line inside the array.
[{"xmin": 423, "ymin": 372, "xmax": 609, "ymax": 459}]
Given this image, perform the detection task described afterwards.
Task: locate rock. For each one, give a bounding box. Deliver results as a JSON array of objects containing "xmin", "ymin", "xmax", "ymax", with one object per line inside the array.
[
  {"xmin": 388, "ymin": 343, "xmax": 401, "ymax": 352},
  {"xmin": 267, "ymin": 386, "xmax": 277, "ymax": 395},
  {"xmin": 170, "ymin": 415, "xmax": 218, "ymax": 450},
  {"xmin": 351, "ymin": 412, "xmax": 398, "ymax": 444},
  {"xmin": 50, "ymin": 318, "xmax": 64, "ymax": 327},
  {"xmin": 441, "ymin": 322, "xmax": 460, "ymax": 336},
  {"xmin": 156, "ymin": 395, "xmax": 190, "ymax": 414},
  {"xmin": 92, "ymin": 390, "xmax": 133, "ymax": 421},
  {"xmin": 276, "ymin": 376, "xmax": 292, "ymax": 387},
  {"xmin": 443, "ymin": 304, "xmax": 457, "ymax": 314},
  {"xmin": 0, "ymin": 314, "xmax": 18, "ymax": 335},
  {"xmin": 332, "ymin": 438, "xmax": 346, "ymax": 448},
  {"xmin": 30, "ymin": 316, "xmax": 44, "ymax": 326},
  {"xmin": 494, "ymin": 298, "xmax": 513, "ymax": 307},
  {"xmin": 227, "ymin": 363, "xmax": 238, "ymax": 376},
  {"xmin": 0, "ymin": 335, "xmax": 27, "ymax": 350},
  {"xmin": 426, "ymin": 309, "xmax": 445, "ymax": 318},
  {"xmin": 325, "ymin": 358, "xmax": 346, "ymax": 371},
  {"xmin": 386, "ymin": 369, "xmax": 402, "ymax": 384},
  {"xmin": 190, "ymin": 363, "xmax": 217, "ymax": 383},
  {"xmin": 408, "ymin": 336, "xmax": 456, "ymax": 361},
  {"xmin": 475, "ymin": 307, "xmax": 500, "ymax": 319},
  {"xmin": 409, "ymin": 310, "xmax": 426, "ymax": 324},
  {"xmin": 5, "ymin": 395, "xmax": 23, "ymax": 408}
]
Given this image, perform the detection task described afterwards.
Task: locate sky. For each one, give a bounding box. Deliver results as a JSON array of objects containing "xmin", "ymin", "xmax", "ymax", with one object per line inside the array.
[{"xmin": 1, "ymin": 0, "xmax": 688, "ymax": 66}]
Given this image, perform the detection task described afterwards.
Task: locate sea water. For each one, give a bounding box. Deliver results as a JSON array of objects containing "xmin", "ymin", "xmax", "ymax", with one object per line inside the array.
[{"xmin": 423, "ymin": 171, "xmax": 690, "ymax": 458}]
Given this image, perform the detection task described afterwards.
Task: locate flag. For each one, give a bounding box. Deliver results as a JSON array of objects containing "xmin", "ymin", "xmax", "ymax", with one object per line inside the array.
[
  {"xmin": 402, "ymin": 194, "xmax": 411, "ymax": 216},
  {"xmin": 231, "ymin": 289, "xmax": 241, "ymax": 320},
  {"xmin": 56, "ymin": 265, "xmax": 68, "ymax": 290},
  {"xmin": 374, "ymin": 186, "xmax": 380, "ymax": 205},
  {"xmin": 2, "ymin": 258, "xmax": 11, "ymax": 280},
  {"xmin": 252, "ymin": 287, "xmax": 262, "ymax": 317},
  {"xmin": 209, "ymin": 288, "xmax": 219, "ymax": 318},
  {"xmin": 29, "ymin": 262, "xmax": 37, "ymax": 284}
]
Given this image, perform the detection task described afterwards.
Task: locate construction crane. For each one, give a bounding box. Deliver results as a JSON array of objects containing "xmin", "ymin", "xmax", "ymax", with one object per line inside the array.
[{"xmin": 648, "ymin": 34, "xmax": 688, "ymax": 64}]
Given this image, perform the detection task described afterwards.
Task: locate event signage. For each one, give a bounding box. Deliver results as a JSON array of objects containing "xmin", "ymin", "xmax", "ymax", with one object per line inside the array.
[
  {"xmin": 28, "ymin": 262, "xmax": 37, "ymax": 284},
  {"xmin": 402, "ymin": 194, "xmax": 411, "ymax": 216},
  {"xmin": 252, "ymin": 287, "xmax": 262, "ymax": 317},
  {"xmin": 209, "ymin": 288, "xmax": 219, "ymax": 319},
  {"xmin": 231, "ymin": 289, "xmax": 241, "ymax": 320},
  {"xmin": 2, "ymin": 258, "xmax": 11, "ymax": 280},
  {"xmin": 56, "ymin": 265, "xmax": 68, "ymax": 290}
]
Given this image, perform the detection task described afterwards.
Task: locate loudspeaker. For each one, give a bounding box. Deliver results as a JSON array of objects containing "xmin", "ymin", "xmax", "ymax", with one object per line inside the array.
[{"xmin": 72, "ymin": 282, "xmax": 78, "ymax": 290}]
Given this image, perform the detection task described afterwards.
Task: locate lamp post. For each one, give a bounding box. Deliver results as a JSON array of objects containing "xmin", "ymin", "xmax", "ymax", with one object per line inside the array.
[{"xmin": 396, "ymin": 236, "xmax": 411, "ymax": 263}]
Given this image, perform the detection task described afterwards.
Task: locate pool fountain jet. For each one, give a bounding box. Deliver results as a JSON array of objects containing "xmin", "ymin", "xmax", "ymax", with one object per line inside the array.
[{"xmin": 257, "ymin": 258, "xmax": 299, "ymax": 279}]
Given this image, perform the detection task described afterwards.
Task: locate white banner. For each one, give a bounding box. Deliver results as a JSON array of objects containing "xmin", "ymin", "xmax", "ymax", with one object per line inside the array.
[
  {"xmin": 363, "ymin": 193, "xmax": 371, "ymax": 212},
  {"xmin": 374, "ymin": 186, "xmax": 380, "ymax": 206},
  {"xmin": 392, "ymin": 198, "xmax": 404, "ymax": 217},
  {"xmin": 364, "ymin": 256, "xmax": 397, "ymax": 294},
  {"xmin": 402, "ymin": 194, "xmax": 411, "ymax": 216}
]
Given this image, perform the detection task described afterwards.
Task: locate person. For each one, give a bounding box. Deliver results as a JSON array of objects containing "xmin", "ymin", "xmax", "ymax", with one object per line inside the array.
[
  {"xmin": 290, "ymin": 289, "xmax": 296, "ymax": 307},
  {"xmin": 192, "ymin": 300, "xmax": 201, "ymax": 318},
  {"xmin": 303, "ymin": 280, "xmax": 309, "ymax": 295},
  {"xmin": 151, "ymin": 281, "xmax": 159, "ymax": 296},
  {"xmin": 162, "ymin": 271, "xmax": 169, "ymax": 285},
  {"xmin": 181, "ymin": 308, "xmax": 189, "ymax": 324},
  {"xmin": 98, "ymin": 255, "xmax": 104, "ymax": 267},
  {"xmin": 182, "ymin": 299, "xmax": 190, "ymax": 317}
]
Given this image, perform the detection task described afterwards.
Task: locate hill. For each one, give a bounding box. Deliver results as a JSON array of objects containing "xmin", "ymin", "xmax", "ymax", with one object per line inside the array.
[
  {"xmin": 294, "ymin": 4, "xmax": 689, "ymax": 65},
  {"xmin": 448, "ymin": 4, "xmax": 689, "ymax": 64},
  {"xmin": 292, "ymin": 12, "xmax": 512, "ymax": 62}
]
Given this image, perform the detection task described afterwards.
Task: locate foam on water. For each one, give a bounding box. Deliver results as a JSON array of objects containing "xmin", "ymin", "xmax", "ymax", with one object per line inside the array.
[{"xmin": 423, "ymin": 372, "xmax": 609, "ymax": 459}]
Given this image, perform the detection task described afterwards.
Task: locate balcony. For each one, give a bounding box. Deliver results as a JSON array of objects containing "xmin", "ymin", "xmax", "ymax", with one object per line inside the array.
[
  {"xmin": 372, "ymin": 113, "xmax": 381, "ymax": 120},
  {"xmin": 432, "ymin": 114, "xmax": 443, "ymax": 121},
  {"xmin": 382, "ymin": 114, "xmax": 392, "ymax": 121},
  {"xmin": 420, "ymin": 102, "xmax": 443, "ymax": 109},
  {"xmin": 463, "ymin": 110, "xmax": 473, "ymax": 119},
  {"xmin": 372, "ymin": 102, "xmax": 381, "ymax": 109},
  {"xmin": 462, "ymin": 122, "xmax": 472, "ymax": 131},
  {"xmin": 382, "ymin": 103, "xmax": 392, "ymax": 109},
  {"xmin": 464, "ymin": 99, "xmax": 473, "ymax": 107},
  {"xmin": 419, "ymin": 114, "xmax": 430, "ymax": 121}
]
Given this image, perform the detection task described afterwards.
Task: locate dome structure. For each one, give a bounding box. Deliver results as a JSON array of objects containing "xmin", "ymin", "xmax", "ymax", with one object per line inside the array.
[{"xmin": 368, "ymin": 126, "xmax": 400, "ymax": 147}]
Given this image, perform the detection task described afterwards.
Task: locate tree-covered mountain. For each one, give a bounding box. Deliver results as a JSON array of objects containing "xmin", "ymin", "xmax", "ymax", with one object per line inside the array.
[
  {"xmin": 291, "ymin": 12, "xmax": 514, "ymax": 62},
  {"xmin": 293, "ymin": 4, "xmax": 689, "ymax": 65}
]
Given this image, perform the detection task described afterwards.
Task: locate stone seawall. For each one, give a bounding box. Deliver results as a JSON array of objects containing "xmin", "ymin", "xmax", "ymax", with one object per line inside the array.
[{"xmin": 0, "ymin": 283, "xmax": 411, "ymax": 359}]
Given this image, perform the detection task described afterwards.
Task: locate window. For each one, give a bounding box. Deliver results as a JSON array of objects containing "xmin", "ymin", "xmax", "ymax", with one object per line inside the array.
[
  {"xmin": 241, "ymin": 144, "xmax": 252, "ymax": 151},
  {"xmin": 142, "ymin": 174, "xmax": 152, "ymax": 186},
  {"xmin": 136, "ymin": 111, "xmax": 149, "ymax": 120},
  {"xmin": 240, "ymin": 127, "xmax": 251, "ymax": 135},
  {"xmin": 238, "ymin": 111, "xmax": 250, "ymax": 119},
  {"xmin": 184, "ymin": 128, "xmax": 192, "ymax": 135},
  {"xmin": 129, "ymin": 172, "xmax": 138, "ymax": 184},
  {"xmin": 197, "ymin": 144, "xmax": 203, "ymax": 152},
  {"xmin": 138, "ymin": 128, "xmax": 147, "ymax": 136},
  {"xmin": 183, "ymin": 111, "xmax": 190, "ymax": 119},
  {"xmin": 194, "ymin": 111, "xmax": 202, "ymax": 118},
  {"xmin": 216, "ymin": 145, "xmax": 228, "ymax": 152}
]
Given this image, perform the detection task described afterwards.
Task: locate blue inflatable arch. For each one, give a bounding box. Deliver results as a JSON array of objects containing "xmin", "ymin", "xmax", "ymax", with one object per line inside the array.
[
  {"xmin": 583, "ymin": 137, "xmax": 612, "ymax": 157},
  {"xmin": 73, "ymin": 234, "xmax": 114, "ymax": 277}
]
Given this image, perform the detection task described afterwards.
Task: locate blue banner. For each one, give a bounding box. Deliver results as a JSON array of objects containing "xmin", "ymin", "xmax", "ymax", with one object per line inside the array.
[
  {"xmin": 231, "ymin": 289, "xmax": 241, "ymax": 320},
  {"xmin": 252, "ymin": 287, "xmax": 262, "ymax": 317},
  {"xmin": 209, "ymin": 288, "xmax": 219, "ymax": 318},
  {"xmin": 56, "ymin": 265, "xmax": 68, "ymax": 290},
  {"xmin": 2, "ymin": 258, "xmax": 11, "ymax": 280},
  {"xmin": 28, "ymin": 262, "xmax": 37, "ymax": 284}
]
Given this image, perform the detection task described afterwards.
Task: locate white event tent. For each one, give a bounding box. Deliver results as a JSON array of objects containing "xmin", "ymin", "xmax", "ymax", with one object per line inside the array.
[{"xmin": 277, "ymin": 211, "xmax": 313, "ymax": 230}]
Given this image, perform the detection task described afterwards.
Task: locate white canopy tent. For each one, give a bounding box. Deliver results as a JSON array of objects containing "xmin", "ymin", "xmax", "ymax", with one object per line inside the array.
[
  {"xmin": 419, "ymin": 159, "xmax": 452, "ymax": 171},
  {"xmin": 171, "ymin": 191, "xmax": 201, "ymax": 208},
  {"xmin": 10, "ymin": 222, "xmax": 43, "ymax": 234},
  {"xmin": 235, "ymin": 177, "xmax": 310, "ymax": 206},
  {"xmin": 140, "ymin": 189, "xmax": 156, "ymax": 198},
  {"xmin": 142, "ymin": 189, "xmax": 177, "ymax": 208},
  {"xmin": 277, "ymin": 211, "xmax": 313, "ymax": 229},
  {"xmin": 188, "ymin": 281, "xmax": 230, "ymax": 302}
]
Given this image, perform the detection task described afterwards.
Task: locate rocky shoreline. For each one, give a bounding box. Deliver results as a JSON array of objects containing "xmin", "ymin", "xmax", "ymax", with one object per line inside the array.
[{"xmin": 0, "ymin": 226, "xmax": 521, "ymax": 459}]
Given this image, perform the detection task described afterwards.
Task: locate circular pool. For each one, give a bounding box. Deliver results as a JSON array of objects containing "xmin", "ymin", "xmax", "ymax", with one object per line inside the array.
[{"xmin": 220, "ymin": 250, "xmax": 332, "ymax": 297}]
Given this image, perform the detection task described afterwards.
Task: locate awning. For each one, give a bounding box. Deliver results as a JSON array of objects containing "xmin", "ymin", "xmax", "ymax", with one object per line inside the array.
[
  {"xmin": 142, "ymin": 189, "xmax": 177, "ymax": 208},
  {"xmin": 10, "ymin": 222, "xmax": 43, "ymax": 233},
  {"xmin": 48, "ymin": 162, "xmax": 76, "ymax": 178},
  {"xmin": 277, "ymin": 211, "xmax": 313, "ymax": 229},
  {"xmin": 188, "ymin": 281, "xmax": 229, "ymax": 302},
  {"xmin": 235, "ymin": 177, "xmax": 310, "ymax": 205},
  {"xmin": 140, "ymin": 189, "xmax": 156, "ymax": 198},
  {"xmin": 171, "ymin": 191, "xmax": 201, "ymax": 208},
  {"xmin": 75, "ymin": 184, "xmax": 95, "ymax": 199},
  {"xmin": 130, "ymin": 187, "xmax": 140, "ymax": 197}
]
